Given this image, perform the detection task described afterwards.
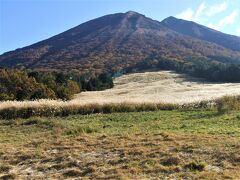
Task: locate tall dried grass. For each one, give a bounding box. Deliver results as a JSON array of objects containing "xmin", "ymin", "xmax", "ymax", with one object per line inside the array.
[
  {"xmin": 0, "ymin": 71, "xmax": 239, "ymax": 119},
  {"xmin": 0, "ymin": 100, "xmax": 216, "ymax": 119},
  {"xmin": 74, "ymin": 71, "xmax": 240, "ymax": 104}
]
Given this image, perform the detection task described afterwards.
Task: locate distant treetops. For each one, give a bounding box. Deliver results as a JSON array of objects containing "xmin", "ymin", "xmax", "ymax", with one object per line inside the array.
[{"xmin": 0, "ymin": 69, "xmax": 113, "ymax": 101}]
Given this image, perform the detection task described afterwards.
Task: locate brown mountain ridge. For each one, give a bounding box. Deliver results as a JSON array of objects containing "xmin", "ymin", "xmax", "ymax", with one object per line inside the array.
[{"xmin": 1, "ymin": 11, "xmax": 240, "ymax": 75}]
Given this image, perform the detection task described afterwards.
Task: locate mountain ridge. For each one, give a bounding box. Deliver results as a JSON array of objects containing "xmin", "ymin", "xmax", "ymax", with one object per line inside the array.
[
  {"xmin": 0, "ymin": 11, "xmax": 240, "ymax": 75},
  {"xmin": 161, "ymin": 16, "xmax": 240, "ymax": 51}
]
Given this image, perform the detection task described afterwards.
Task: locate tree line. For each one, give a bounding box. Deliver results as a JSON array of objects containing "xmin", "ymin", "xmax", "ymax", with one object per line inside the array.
[
  {"xmin": 1, "ymin": 55, "xmax": 240, "ymax": 101},
  {"xmin": 0, "ymin": 69, "xmax": 113, "ymax": 101},
  {"xmin": 125, "ymin": 56, "xmax": 240, "ymax": 82}
]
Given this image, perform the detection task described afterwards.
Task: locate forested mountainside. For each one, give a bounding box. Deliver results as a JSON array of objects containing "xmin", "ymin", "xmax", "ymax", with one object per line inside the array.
[
  {"xmin": 1, "ymin": 11, "xmax": 240, "ymax": 78},
  {"xmin": 161, "ymin": 16, "xmax": 240, "ymax": 52}
]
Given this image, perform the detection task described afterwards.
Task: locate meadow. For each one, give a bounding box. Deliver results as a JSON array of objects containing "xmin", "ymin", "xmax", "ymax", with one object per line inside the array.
[
  {"xmin": 0, "ymin": 71, "xmax": 240, "ymax": 179},
  {"xmin": 76, "ymin": 71, "xmax": 240, "ymax": 104},
  {"xmin": 0, "ymin": 71, "xmax": 240, "ymax": 118},
  {"xmin": 0, "ymin": 110, "xmax": 240, "ymax": 179}
]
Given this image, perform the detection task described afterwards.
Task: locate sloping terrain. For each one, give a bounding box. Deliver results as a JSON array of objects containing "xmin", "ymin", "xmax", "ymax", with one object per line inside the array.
[
  {"xmin": 162, "ymin": 16, "xmax": 240, "ymax": 52},
  {"xmin": 75, "ymin": 71, "xmax": 240, "ymax": 104},
  {"xmin": 1, "ymin": 11, "xmax": 240, "ymax": 74},
  {"xmin": 0, "ymin": 71, "xmax": 240, "ymax": 111}
]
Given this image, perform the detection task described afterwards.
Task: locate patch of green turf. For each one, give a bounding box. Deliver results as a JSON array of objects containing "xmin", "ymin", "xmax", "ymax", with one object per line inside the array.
[{"xmin": 0, "ymin": 110, "xmax": 240, "ymax": 146}]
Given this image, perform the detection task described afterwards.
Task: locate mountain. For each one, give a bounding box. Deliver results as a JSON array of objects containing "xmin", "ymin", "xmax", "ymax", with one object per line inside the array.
[
  {"xmin": 161, "ymin": 16, "xmax": 240, "ymax": 51},
  {"xmin": 1, "ymin": 11, "xmax": 240, "ymax": 75}
]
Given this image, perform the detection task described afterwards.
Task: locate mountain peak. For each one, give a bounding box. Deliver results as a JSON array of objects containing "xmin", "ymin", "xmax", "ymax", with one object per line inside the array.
[
  {"xmin": 161, "ymin": 16, "xmax": 240, "ymax": 51},
  {"xmin": 165, "ymin": 16, "xmax": 177, "ymax": 20},
  {"xmin": 125, "ymin": 11, "xmax": 139, "ymax": 15},
  {"xmin": 162, "ymin": 16, "xmax": 185, "ymax": 24},
  {"xmin": 124, "ymin": 11, "xmax": 142, "ymax": 17},
  {"xmin": 1, "ymin": 11, "xmax": 240, "ymax": 72},
  {"xmin": 161, "ymin": 16, "xmax": 175, "ymax": 24}
]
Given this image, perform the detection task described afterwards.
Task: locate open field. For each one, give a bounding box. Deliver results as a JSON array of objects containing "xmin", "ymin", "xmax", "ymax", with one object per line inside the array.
[
  {"xmin": 0, "ymin": 110, "xmax": 240, "ymax": 179},
  {"xmin": 1, "ymin": 71, "xmax": 240, "ymax": 112},
  {"xmin": 76, "ymin": 71, "xmax": 240, "ymax": 104}
]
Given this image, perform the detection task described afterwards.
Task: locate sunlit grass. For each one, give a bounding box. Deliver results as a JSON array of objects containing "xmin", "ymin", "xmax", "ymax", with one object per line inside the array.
[{"xmin": 0, "ymin": 110, "xmax": 240, "ymax": 179}]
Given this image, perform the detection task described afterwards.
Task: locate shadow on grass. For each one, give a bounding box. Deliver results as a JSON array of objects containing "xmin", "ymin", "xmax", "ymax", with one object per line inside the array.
[{"xmin": 184, "ymin": 111, "xmax": 223, "ymax": 120}]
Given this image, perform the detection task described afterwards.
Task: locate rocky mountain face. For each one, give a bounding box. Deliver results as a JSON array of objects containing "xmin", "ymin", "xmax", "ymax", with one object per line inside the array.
[{"xmin": 1, "ymin": 11, "xmax": 240, "ymax": 74}]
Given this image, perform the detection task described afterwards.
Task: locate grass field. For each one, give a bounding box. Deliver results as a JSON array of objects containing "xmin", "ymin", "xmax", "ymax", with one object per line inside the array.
[
  {"xmin": 1, "ymin": 71, "xmax": 240, "ymax": 112},
  {"xmin": 1, "ymin": 110, "xmax": 240, "ymax": 179},
  {"xmin": 76, "ymin": 71, "xmax": 240, "ymax": 104}
]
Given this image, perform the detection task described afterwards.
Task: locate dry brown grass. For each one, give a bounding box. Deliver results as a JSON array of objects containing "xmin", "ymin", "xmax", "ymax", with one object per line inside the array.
[
  {"xmin": 0, "ymin": 110, "xmax": 240, "ymax": 179},
  {"xmin": 1, "ymin": 71, "xmax": 240, "ymax": 111},
  {"xmin": 1, "ymin": 134, "xmax": 239, "ymax": 179},
  {"xmin": 75, "ymin": 71, "xmax": 240, "ymax": 104}
]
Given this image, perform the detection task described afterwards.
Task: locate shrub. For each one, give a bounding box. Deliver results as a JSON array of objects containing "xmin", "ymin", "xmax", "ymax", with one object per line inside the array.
[
  {"xmin": 161, "ymin": 156, "xmax": 181, "ymax": 166},
  {"xmin": 0, "ymin": 69, "xmax": 113, "ymax": 101},
  {"xmin": 65, "ymin": 126, "xmax": 98, "ymax": 136},
  {"xmin": 67, "ymin": 80, "xmax": 80, "ymax": 94},
  {"xmin": 216, "ymin": 96, "xmax": 240, "ymax": 114},
  {"xmin": 0, "ymin": 69, "xmax": 56, "ymax": 101},
  {"xmin": 184, "ymin": 161, "xmax": 206, "ymax": 171}
]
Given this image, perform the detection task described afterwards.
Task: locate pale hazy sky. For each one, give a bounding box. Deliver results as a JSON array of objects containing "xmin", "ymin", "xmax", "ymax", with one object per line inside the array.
[{"xmin": 1, "ymin": 0, "xmax": 240, "ymax": 54}]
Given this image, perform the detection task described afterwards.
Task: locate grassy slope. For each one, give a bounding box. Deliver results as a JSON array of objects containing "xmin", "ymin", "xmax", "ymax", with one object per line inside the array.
[{"xmin": 0, "ymin": 110, "xmax": 240, "ymax": 179}]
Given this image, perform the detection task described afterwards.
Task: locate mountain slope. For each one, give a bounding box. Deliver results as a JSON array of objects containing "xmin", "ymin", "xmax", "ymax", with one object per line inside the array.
[
  {"xmin": 1, "ymin": 11, "xmax": 240, "ymax": 74},
  {"xmin": 161, "ymin": 16, "xmax": 240, "ymax": 51}
]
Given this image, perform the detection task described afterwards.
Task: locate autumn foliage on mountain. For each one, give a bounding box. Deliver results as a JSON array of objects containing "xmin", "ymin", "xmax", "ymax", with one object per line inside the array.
[
  {"xmin": 0, "ymin": 11, "xmax": 240, "ymax": 76},
  {"xmin": 0, "ymin": 11, "xmax": 240, "ymax": 101}
]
